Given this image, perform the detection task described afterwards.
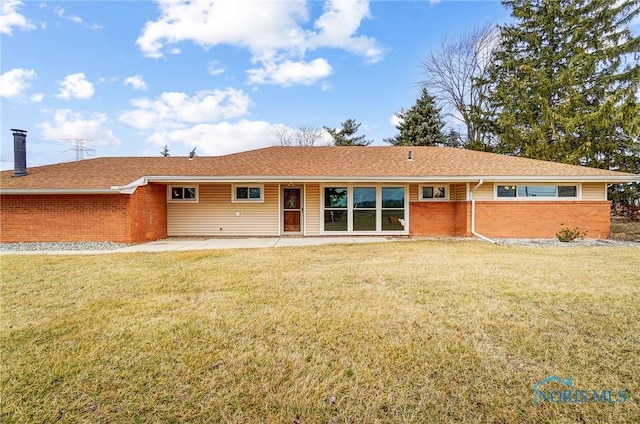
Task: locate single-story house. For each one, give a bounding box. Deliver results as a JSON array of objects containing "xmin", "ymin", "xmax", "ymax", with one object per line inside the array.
[{"xmin": 1, "ymin": 138, "xmax": 638, "ymax": 243}]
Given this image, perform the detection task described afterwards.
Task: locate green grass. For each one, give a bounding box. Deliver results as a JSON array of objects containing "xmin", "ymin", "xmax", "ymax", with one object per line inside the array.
[{"xmin": 1, "ymin": 240, "xmax": 639, "ymax": 423}]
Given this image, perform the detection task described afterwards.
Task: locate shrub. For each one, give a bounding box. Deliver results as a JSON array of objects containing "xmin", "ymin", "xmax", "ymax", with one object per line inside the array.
[{"xmin": 556, "ymin": 225, "xmax": 586, "ymax": 242}]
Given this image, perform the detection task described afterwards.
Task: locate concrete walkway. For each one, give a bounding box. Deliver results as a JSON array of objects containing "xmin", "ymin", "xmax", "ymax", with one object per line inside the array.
[
  {"xmin": 2, "ymin": 237, "xmax": 399, "ymax": 255},
  {"xmin": 115, "ymin": 237, "xmax": 396, "ymax": 252}
]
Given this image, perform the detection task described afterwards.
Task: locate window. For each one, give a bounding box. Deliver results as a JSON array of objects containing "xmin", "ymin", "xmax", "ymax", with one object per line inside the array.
[
  {"xmin": 324, "ymin": 187, "xmax": 348, "ymax": 231},
  {"xmin": 496, "ymin": 185, "xmax": 578, "ymax": 199},
  {"xmin": 420, "ymin": 185, "xmax": 448, "ymax": 201},
  {"xmin": 381, "ymin": 187, "xmax": 405, "ymax": 231},
  {"xmin": 232, "ymin": 185, "xmax": 264, "ymax": 202},
  {"xmin": 558, "ymin": 186, "xmax": 577, "ymax": 197},
  {"xmin": 322, "ymin": 186, "xmax": 407, "ymax": 233},
  {"xmin": 353, "ymin": 187, "xmax": 376, "ymax": 231},
  {"xmin": 168, "ymin": 185, "xmax": 198, "ymax": 202}
]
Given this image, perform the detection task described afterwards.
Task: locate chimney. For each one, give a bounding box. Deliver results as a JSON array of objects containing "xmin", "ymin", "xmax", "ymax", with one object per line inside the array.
[{"xmin": 11, "ymin": 129, "xmax": 28, "ymax": 177}]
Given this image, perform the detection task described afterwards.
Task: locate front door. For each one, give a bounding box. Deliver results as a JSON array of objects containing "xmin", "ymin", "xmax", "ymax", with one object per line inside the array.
[{"xmin": 283, "ymin": 187, "xmax": 303, "ymax": 233}]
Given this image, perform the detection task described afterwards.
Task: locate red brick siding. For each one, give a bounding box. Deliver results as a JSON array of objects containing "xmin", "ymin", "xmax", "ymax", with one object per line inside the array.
[
  {"xmin": 0, "ymin": 183, "xmax": 167, "ymax": 243},
  {"xmin": 454, "ymin": 202, "xmax": 471, "ymax": 237},
  {"xmin": 410, "ymin": 202, "xmax": 470, "ymax": 237},
  {"xmin": 474, "ymin": 201, "xmax": 611, "ymax": 238},
  {"xmin": 128, "ymin": 183, "xmax": 167, "ymax": 243}
]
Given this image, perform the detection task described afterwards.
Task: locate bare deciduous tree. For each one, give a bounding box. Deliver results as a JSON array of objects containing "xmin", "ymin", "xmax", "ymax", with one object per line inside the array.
[
  {"xmin": 273, "ymin": 124, "xmax": 327, "ymax": 146},
  {"xmin": 420, "ymin": 24, "xmax": 498, "ymax": 150}
]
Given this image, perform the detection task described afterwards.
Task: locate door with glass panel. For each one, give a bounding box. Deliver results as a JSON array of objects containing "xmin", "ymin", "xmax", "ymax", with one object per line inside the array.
[{"xmin": 283, "ymin": 187, "xmax": 303, "ymax": 233}]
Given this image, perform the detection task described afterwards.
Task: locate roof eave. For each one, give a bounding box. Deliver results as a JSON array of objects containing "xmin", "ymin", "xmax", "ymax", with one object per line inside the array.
[
  {"xmin": 141, "ymin": 175, "xmax": 640, "ymax": 184},
  {"xmin": 0, "ymin": 188, "xmax": 120, "ymax": 195}
]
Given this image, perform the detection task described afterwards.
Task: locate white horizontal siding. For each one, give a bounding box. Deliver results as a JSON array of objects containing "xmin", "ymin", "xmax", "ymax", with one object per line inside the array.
[
  {"xmin": 305, "ymin": 184, "xmax": 321, "ymax": 236},
  {"xmin": 582, "ymin": 183, "xmax": 606, "ymax": 200},
  {"xmin": 451, "ymin": 183, "xmax": 467, "ymax": 200},
  {"xmin": 409, "ymin": 184, "xmax": 419, "ymax": 202},
  {"xmin": 471, "ymin": 183, "xmax": 494, "ymax": 200},
  {"xmin": 167, "ymin": 184, "xmax": 279, "ymax": 236}
]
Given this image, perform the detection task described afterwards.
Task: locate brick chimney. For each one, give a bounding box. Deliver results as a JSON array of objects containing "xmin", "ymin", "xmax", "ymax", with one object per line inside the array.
[{"xmin": 11, "ymin": 129, "xmax": 28, "ymax": 177}]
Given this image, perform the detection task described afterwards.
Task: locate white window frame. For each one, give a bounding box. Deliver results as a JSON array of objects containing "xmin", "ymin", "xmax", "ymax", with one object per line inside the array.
[
  {"xmin": 232, "ymin": 184, "xmax": 265, "ymax": 203},
  {"xmin": 419, "ymin": 184, "xmax": 450, "ymax": 201},
  {"xmin": 320, "ymin": 184, "xmax": 408, "ymax": 235},
  {"xmin": 494, "ymin": 183, "xmax": 581, "ymax": 200},
  {"xmin": 167, "ymin": 185, "xmax": 199, "ymax": 203}
]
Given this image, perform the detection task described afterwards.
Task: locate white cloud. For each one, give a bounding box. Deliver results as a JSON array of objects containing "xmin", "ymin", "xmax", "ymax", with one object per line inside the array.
[
  {"xmin": 147, "ymin": 120, "xmax": 281, "ymax": 156},
  {"xmin": 247, "ymin": 57, "xmax": 332, "ymax": 86},
  {"xmin": 54, "ymin": 6, "xmax": 81, "ymax": 23},
  {"xmin": 136, "ymin": 0, "xmax": 384, "ymax": 86},
  {"xmin": 54, "ymin": 5, "xmax": 102, "ymax": 29},
  {"xmin": 308, "ymin": 0, "xmax": 383, "ymax": 63},
  {"xmin": 429, "ymin": 0, "xmax": 442, "ymax": 5},
  {"xmin": 30, "ymin": 93, "xmax": 44, "ymax": 103},
  {"xmin": 119, "ymin": 88, "xmax": 252, "ymax": 130},
  {"xmin": 136, "ymin": 0, "xmax": 308, "ymax": 58},
  {"xmin": 40, "ymin": 109, "xmax": 122, "ymax": 147},
  {"xmin": 0, "ymin": 68, "xmax": 36, "ymax": 98},
  {"xmin": 56, "ymin": 73, "xmax": 94, "ymax": 99},
  {"xmin": 124, "ymin": 75, "xmax": 147, "ymax": 91},
  {"xmin": 208, "ymin": 60, "xmax": 225, "ymax": 76},
  {"xmin": 390, "ymin": 113, "xmax": 402, "ymax": 128},
  {"xmin": 0, "ymin": 0, "xmax": 34, "ymax": 35}
]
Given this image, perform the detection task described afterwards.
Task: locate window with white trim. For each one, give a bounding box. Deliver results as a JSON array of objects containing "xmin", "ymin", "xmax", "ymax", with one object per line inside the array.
[
  {"xmin": 324, "ymin": 187, "xmax": 348, "ymax": 231},
  {"xmin": 496, "ymin": 185, "xmax": 578, "ymax": 199},
  {"xmin": 232, "ymin": 185, "xmax": 264, "ymax": 202},
  {"xmin": 382, "ymin": 187, "xmax": 405, "ymax": 231},
  {"xmin": 168, "ymin": 185, "xmax": 198, "ymax": 202},
  {"xmin": 420, "ymin": 184, "xmax": 449, "ymax": 201},
  {"xmin": 353, "ymin": 187, "xmax": 376, "ymax": 231},
  {"xmin": 322, "ymin": 186, "xmax": 406, "ymax": 233}
]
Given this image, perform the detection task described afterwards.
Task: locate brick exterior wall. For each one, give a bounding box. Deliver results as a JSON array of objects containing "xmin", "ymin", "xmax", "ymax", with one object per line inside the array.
[
  {"xmin": 0, "ymin": 183, "xmax": 167, "ymax": 243},
  {"xmin": 128, "ymin": 184, "xmax": 167, "ymax": 242},
  {"xmin": 409, "ymin": 201, "xmax": 471, "ymax": 237},
  {"xmin": 474, "ymin": 201, "xmax": 611, "ymax": 239},
  {"xmin": 409, "ymin": 200, "xmax": 611, "ymax": 239}
]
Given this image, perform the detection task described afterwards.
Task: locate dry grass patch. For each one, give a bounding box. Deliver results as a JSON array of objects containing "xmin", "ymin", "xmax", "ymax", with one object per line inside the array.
[
  {"xmin": 611, "ymin": 218, "xmax": 640, "ymax": 242},
  {"xmin": 1, "ymin": 240, "xmax": 639, "ymax": 423}
]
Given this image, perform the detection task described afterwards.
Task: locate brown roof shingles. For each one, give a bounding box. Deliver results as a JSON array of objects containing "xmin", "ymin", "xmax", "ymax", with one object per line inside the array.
[{"xmin": 0, "ymin": 146, "xmax": 637, "ymax": 191}]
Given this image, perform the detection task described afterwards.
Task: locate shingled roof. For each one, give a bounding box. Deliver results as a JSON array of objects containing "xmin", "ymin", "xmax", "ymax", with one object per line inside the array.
[{"xmin": 1, "ymin": 146, "xmax": 637, "ymax": 192}]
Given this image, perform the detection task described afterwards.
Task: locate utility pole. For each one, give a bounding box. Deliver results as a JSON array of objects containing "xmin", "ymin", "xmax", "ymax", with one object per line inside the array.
[{"xmin": 59, "ymin": 138, "xmax": 96, "ymax": 160}]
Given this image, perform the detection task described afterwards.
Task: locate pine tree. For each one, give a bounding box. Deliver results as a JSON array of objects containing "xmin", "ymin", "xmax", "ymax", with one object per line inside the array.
[
  {"xmin": 384, "ymin": 88, "xmax": 447, "ymax": 146},
  {"xmin": 324, "ymin": 119, "xmax": 372, "ymax": 146},
  {"xmin": 480, "ymin": 0, "xmax": 640, "ymax": 169}
]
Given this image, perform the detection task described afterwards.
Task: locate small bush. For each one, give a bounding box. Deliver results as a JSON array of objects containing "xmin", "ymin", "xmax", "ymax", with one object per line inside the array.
[{"xmin": 556, "ymin": 225, "xmax": 586, "ymax": 242}]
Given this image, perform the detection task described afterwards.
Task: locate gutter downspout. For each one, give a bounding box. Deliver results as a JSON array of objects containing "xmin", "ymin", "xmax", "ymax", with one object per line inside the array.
[
  {"xmin": 470, "ymin": 179, "xmax": 496, "ymax": 244},
  {"xmin": 110, "ymin": 176, "xmax": 149, "ymax": 194}
]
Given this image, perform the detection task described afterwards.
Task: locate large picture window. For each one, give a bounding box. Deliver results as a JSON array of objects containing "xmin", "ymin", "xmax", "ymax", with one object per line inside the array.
[
  {"xmin": 322, "ymin": 186, "xmax": 406, "ymax": 233},
  {"xmin": 496, "ymin": 184, "xmax": 578, "ymax": 199},
  {"xmin": 324, "ymin": 187, "xmax": 348, "ymax": 231},
  {"xmin": 353, "ymin": 187, "xmax": 376, "ymax": 231},
  {"xmin": 382, "ymin": 187, "xmax": 405, "ymax": 231}
]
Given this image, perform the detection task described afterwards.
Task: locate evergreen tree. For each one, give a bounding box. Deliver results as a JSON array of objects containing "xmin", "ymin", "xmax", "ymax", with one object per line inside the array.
[
  {"xmin": 480, "ymin": 0, "xmax": 640, "ymax": 170},
  {"xmin": 324, "ymin": 119, "xmax": 372, "ymax": 146},
  {"xmin": 384, "ymin": 88, "xmax": 447, "ymax": 146}
]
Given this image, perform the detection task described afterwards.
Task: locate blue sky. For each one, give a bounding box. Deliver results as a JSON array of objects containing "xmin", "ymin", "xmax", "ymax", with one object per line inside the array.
[{"xmin": 2, "ymin": 0, "xmax": 514, "ymax": 169}]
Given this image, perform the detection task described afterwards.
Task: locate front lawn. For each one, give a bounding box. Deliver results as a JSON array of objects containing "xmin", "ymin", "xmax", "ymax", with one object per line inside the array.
[{"xmin": 1, "ymin": 241, "xmax": 638, "ymax": 423}]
